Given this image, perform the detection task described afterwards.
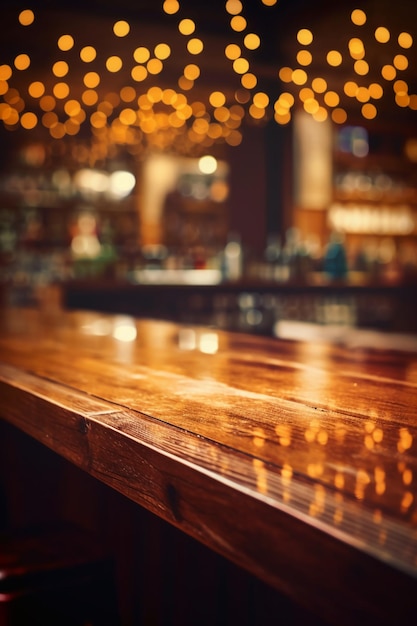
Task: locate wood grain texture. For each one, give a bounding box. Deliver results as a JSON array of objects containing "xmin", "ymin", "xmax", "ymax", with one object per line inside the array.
[{"xmin": 1, "ymin": 306, "xmax": 417, "ymax": 625}]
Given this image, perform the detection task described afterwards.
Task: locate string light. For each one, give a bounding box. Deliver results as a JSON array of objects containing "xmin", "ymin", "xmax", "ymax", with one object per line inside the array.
[
  {"xmin": 14, "ymin": 54, "xmax": 30, "ymax": 71},
  {"xmin": 351, "ymin": 9, "xmax": 366, "ymax": 26},
  {"xmin": 80, "ymin": 46, "xmax": 97, "ymax": 63},
  {"xmin": 113, "ymin": 20, "xmax": 130, "ymax": 37},
  {"xmin": 0, "ymin": 3, "xmax": 416, "ymax": 142},
  {"xmin": 277, "ymin": 8, "xmax": 417, "ymax": 125},
  {"xmin": 18, "ymin": 10, "xmax": 35, "ymax": 26},
  {"xmin": 58, "ymin": 35, "xmax": 74, "ymax": 51}
]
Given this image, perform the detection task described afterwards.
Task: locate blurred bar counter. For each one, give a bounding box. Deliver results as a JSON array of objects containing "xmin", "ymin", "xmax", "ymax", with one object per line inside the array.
[{"xmin": 60, "ymin": 275, "xmax": 417, "ymax": 337}]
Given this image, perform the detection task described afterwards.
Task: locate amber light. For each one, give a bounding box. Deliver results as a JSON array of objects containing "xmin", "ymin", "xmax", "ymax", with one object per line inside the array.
[
  {"xmin": 18, "ymin": 10, "xmax": 35, "ymax": 26},
  {"xmin": 58, "ymin": 35, "xmax": 74, "ymax": 51},
  {"xmin": 80, "ymin": 46, "xmax": 97, "ymax": 63},
  {"xmin": 1, "ymin": 3, "xmax": 416, "ymax": 140}
]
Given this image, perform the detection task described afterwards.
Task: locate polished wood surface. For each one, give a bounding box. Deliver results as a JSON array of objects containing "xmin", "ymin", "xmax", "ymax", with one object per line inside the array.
[{"xmin": 1, "ymin": 305, "xmax": 417, "ymax": 624}]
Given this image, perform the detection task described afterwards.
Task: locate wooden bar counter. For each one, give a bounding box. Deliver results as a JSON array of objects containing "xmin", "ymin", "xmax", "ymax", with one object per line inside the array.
[{"xmin": 1, "ymin": 305, "xmax": 417, "ymax": 625}]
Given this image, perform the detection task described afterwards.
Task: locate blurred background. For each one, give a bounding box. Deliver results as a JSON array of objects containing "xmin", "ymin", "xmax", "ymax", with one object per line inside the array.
[{"xmin": 1, "ymin": 0, "xmax": 417, "ymax": 338}]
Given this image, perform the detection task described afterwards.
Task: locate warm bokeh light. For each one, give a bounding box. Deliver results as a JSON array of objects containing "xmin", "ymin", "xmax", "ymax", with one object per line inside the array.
[
  {"xmin": 230, "ymin": 16, "xmax": 247, "ymax": 32},
  {"xmin": 233, "ymin": 57, "xmax": 250, "ymax": 74},
  {"xmin": 106, "ymin": 56, "xmax": 123, "ymax": 72},
  {"xmin": 225, "ymin": 44, "xmax": 241, "ymax": 60},
  {"xmin": 368, "ymin": 83, "xmax": 383, "ymax": 99},
  {"xmin": 198, "ymin": 154, "xmax": 217, "ymax": 174},
  {"xmin": 113, "ymin": 20, "xmax": 130, "ymax": 37},
  {"xmin": 299, "ymin": 87, "xmax": 314, "ymax": 101},
  {"xmin": 393, "ymin": 54, "xmax": 408, "ymax": 70},
  {"xmin": 226, "ymin": 0, "xmax": 243, "ymax": 15},
  {"xmin": 21, "ymin": 111, "xmax": 37, "ymax": 129},
  {"xmin": 312, "ymin": 77, "xmax": 327, "ymax": 93},
  {"xmin": 394, "ymin": 80, "xmax": 408, "ymax": 95},
  {"xmin": 244, "ymin": 33, "xmax": 261, "ymax": 50},
  {"xmin": 324, "ymin": 91, "xmax": 339, "ymax": 107},
  {"xmin": 178, "ymin": 19, "xmax": 195, "ymax": 35},
  {"xmin": 241, "ymin": 72, "xmax": 257, "ymax": 89},
  {"xmin": 90, "ymin": 111, "xmax": 107, "ymax": 128},
  {"xmin": 375, "ymin": 26, "xmax": 390, "ymax": 43},
  {"xmin": 178, "ymin": 76, "xmax": 193, "ymax": 91},
  {"xmin": 187, "ymin": 38, "xmax": 204, "ymax": 55},
  {"xmin": 147, "ymin": 86, "xmax": 163, "ymax": 103},
  {"xmin": 297, "ymin": 29, "xmax": 313, "ymax": 45},
  {"xmin": 52, "ymin": 61, "xmax": 69, "ymax": 77},
  {"xmin": 396, "ymin": 92, "xmax": 410, "ymax": 107},
  {"xmin": 349, "ymin": 37, "xmax": 365, "ymax": 59},
  {"xmin": 253, "ymin": 91, "xmax": 269, "ymax": 108},
  {"xmin": 351, "ymin": 9, "xmax": 366, "ymax": 26},
  {"xmin": 119, "ymin": 108, "xmax": 137, "ymax": 125},
  {"xmin": 53, "ymin": 82, "xmax": 70, "ymax": 99},
  {"xmin": 14, "ymin": 54, "xmax": 30, "ymax": 71},
  {"xmin": 292, "ymin": 68, "xmax": 307, "ymax": 85},
  {"xmin": 28, "ymin": 81, "xmax": 45, "ymax": 98},
  {"xmin": 398, "ymin": 32, "xmax": 413, "ymax": 48},
  {"xmin": 354, "ymin": 59, "xmax": 369, "ymax": 75},
  {"xmin": 331, "ymin": 108, "xmax": 348, "ymax": 124},
  {"xmin": 381, "ymin": 64, "xmax": 396, "ymax": 80},
  {"xmin": 42, "ymin": 111, "xmax": 58, "ymax": 128},
  {"xmin": 131, "ymin": 66, "xmax": 148, "ymax": 82},
  {"xmin": 57, "ymin": 35, "xmax": 74, "ymax": 51},
  {"xmin": 209, "ymin": 91, "xmax": 226, "ymax": 107},
  {"xmin": 297, "ymin": 50, "xmax": 312, "ymax": 66},
  {"xmin": 80, "ymin": 46, "xmax": 97, "ymax": 63},
  {"xmin": 162, "ymin": 0, "xmax": 179, "ymax": 15},
  {"xmin": 278, "ymin": 66, "xmax": 293, "ymax": 83},
  {"xmin": 64, "ymin": 99, "xmax": 81, "ymax": 116},
  {"xmin": 362, "ymin": 102, "xmax": 377, "ymax": 119},
  {"xmin": 4, "ymin": 88, "xmax": 20, "ymax": 105},
  {"xmin": 18, "ymin": 10, "xmax": 35, "ymax": 26},
  {"xmin": 133, "ymin": 47, "xmax": 150, "ymax": 63},
  {"xmin": 214, "ymin": 106, "xmax": 229, "ymax": 122},
  {"xmin": 39, "ymin": 95, "xmax": 56, "ymax": 111},
  {"xmin": 147, "ymin": 58, "xmax": 163, "ymax": 74},
  {"xmin": 0, "ymin": 65, "xmax": 12, "ymax": 81},
  {"xmin": 83, "ymin": 72, "xmax": 100, "ymax": 88},
  {"xmin": 327, "ymin": 51, "xmax": 342, "ymax": 66},
  {"xmin": 303, "ymin": 97, "xmax": 319, "ymax": 114},
  {"xmin": 275, "ymin": 110, "xmax": 291, "ymax": 125},
  {"xmin": 356, "ymin": 86, "xmax": 370, "ymax": 102},
  {"xmin": 120, "ymin": 86, "xmax": 136, "ymax": 102},
  {"xmin": 344, "ymin": 80, "xmax": 358, "ymax": 97},
  {"xmin": 3, "ymin": 107, "xmax": 19, "ymax": 125},
  {"xmin": 82, "ymin": 89, "xmax": 98, "ymax": 106},
  {"xmin": 155, "ymin": 43, "xmax": 171, "ymax": 60},
  {"xmin": 0, "ymin": 2, "xmax": 416, "ymax": 139},
  {"xmin": 184, "ymin": 64, "xmax": 200, "ymax": 80},
  {"xmin": 50, "ymin": 122, "xmax": 65, "ymax": 138}
]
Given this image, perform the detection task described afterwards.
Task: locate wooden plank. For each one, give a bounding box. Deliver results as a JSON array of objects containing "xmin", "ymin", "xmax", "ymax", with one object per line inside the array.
[
  {"xmin": 1, "ymin": 366, "xmax": 416, "ymax": 625},
  {"xmin": 1, "ymin": 307, "xmax": 417, "ymax": 623}
]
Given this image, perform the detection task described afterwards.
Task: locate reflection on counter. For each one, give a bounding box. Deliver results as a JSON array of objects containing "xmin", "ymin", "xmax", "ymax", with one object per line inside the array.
[
  {"xmin": 73, "ymin": 307, "xmax": 417, "ymax": 563},
  {"xmin": 274, "ymin": 320, "xmax": 417, "ymax": 351}
]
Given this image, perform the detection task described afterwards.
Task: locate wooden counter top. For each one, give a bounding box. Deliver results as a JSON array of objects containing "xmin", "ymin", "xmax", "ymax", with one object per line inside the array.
[{"xmin": 1, "ymin": 306, "xmax": 417, "ymax": 624}]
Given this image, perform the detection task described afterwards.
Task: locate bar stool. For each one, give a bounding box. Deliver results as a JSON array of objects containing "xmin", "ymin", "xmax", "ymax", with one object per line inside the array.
[{"xmin": 0, "ymin": 522, "xmax": 120, "ymax": 626}]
